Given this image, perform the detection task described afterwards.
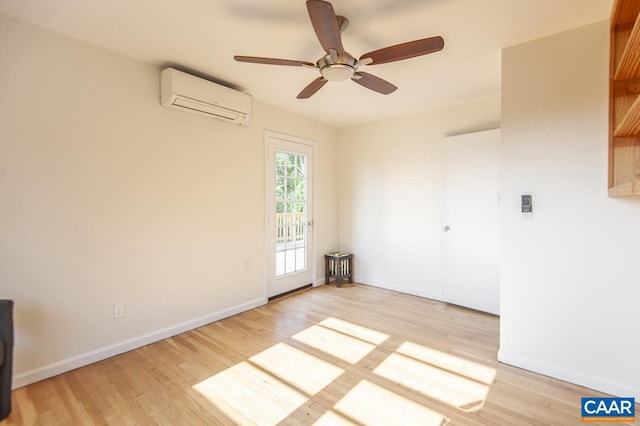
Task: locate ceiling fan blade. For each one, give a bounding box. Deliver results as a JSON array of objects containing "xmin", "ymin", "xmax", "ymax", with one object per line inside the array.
[
  {"xmin": 234, "ymin": 56, "xmax": 315, "ymax": 67},
  {"xmin": 351, "ymin": 72, "xmax": 397, "ymax": 95},
  {"xmin": 360, "ymin": 36, "xmax": 444, "ymax": 65},
  {"xmin": 297, "ymin": 77, "xmax": 328, "ymax": 99},
  {"xmin": 306, "ymin": 0, "xmax": 345, "ymax": 54}
]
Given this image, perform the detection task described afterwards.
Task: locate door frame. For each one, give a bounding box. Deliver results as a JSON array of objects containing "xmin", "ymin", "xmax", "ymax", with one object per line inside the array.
[{"xmin": 264, "ymin": 130, "xmax": 316, "ymax": 300}]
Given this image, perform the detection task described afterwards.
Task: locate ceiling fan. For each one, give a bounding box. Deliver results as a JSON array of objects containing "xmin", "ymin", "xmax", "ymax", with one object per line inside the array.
[{"xmin": 234, "ymin": 0, "xmax": 444, "ymax": 99}]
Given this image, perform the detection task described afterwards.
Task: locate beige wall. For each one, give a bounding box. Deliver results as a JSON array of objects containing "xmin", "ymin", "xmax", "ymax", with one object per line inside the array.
[
  {"xmin": 501, "ymin": 21, "xmax": 640, "ymax": 399},
  {"xmin": 338, "ymin": 20, "xmax": 640, "ymax": 400},
  {"xmin": 337, "ymin": 99, "xmax": 500, "ymax": 299},
  {"xmin": 0, "ymin": 15, "xmax": 338, "ymax": 386},
  {"xmin": 4, "ymin": 11, "xmax": 635, "ymax": 401}
]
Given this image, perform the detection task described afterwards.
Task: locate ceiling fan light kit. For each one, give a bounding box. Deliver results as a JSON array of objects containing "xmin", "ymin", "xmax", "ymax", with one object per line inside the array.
[
  {"xmin": 234, "ymin": 0, "xmax": 444, "ymax": 99},
  {"xmin": 318, "ymin": 52, "xmax": 356, "ymax": 82}
]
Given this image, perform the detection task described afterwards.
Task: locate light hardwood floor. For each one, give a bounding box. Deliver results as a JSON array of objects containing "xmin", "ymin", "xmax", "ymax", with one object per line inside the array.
[{"xmin": 2, "ymin": 284, "xmax": 636, "ymax": 425}]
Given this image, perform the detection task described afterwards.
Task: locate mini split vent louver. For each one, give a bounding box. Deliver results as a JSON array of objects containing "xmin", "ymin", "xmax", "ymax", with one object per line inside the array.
[{"xmin": 160, "ymin": 68, "xmax": 252, "ymax": 126}]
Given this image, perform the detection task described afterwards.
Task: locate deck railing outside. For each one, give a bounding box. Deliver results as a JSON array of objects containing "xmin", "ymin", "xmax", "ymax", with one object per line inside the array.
[{"xmin": 276, "ymin": 212, "xmax": 305, "ymax": 243}]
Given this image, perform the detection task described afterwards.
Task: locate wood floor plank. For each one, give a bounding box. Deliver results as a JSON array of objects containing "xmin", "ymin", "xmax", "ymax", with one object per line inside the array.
[{"xmin": 2, "ymin": 284, "xmax": 637, "ymax": 425}]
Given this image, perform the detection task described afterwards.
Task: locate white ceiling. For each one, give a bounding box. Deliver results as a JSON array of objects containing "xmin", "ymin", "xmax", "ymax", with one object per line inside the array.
[{"xmin": 1, "ymin": 0, "xmax": 613, "ymax": 127}]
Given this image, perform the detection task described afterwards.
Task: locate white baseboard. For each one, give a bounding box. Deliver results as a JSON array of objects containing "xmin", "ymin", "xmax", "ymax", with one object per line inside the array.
[
  {"xmin": 355, "ymin": 275, "xmax": 444, "ymax": 302},
  {"xmin": 498, "ymin": 349, "xmax": 640, "ymax": 400},
  {"xmin": 12, "ymin": 297, "xmax": 267, "ymax": 389}
]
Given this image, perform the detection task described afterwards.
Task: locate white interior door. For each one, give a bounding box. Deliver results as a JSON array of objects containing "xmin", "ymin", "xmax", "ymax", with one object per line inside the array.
[
  {"xmin": 265, "ymin": 132, "xmax": 314, "ymax": 298},
  {"xmin": 442, "ymin": 128, "xmax": 500, "ymax": 315}
]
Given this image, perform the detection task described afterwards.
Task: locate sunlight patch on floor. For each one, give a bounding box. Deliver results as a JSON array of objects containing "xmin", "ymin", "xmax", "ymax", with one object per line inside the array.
[
  {"xmin": 319, "ymin": 317, "xmax": 389, "ymax": 345},
  {"xmin": 397, "ymin": 341, "xmax": 496, "ymax": 385},
  {"xmin": 312, "ymin": 410, "xmax": 359, "ymax": 425},
  {"xmin": 194, "ymin": 342, "xmax": 344, "ymax": 425},
  {"xmin": 194, "ymin": 360, "xmax": 306, "ymax": 425},
  {"xmin": 250, "ymin": 342, "xmax": 344, "ymax": 395},
  {"xmin": 315, "ymin": 380, "xmax": 448, "ymax": 426},
  {"xmin": 374, "ymin": 344, "xmax": 495, "ymax": 411},
  {"xmin": 293, "ymin": 324, "xmax": 376, "ymax": 364},
  {"xmin": 194, "ymin": 316, "xmax": 496, "ymax": 424}
]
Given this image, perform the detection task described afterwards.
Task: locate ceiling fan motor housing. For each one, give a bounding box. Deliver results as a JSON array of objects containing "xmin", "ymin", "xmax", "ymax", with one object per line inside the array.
[{"xmin": 318, "ymin": 53, "xmax": 356, "ymax": 81}]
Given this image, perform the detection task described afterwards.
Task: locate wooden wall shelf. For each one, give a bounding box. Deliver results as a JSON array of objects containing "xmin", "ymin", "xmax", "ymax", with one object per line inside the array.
[
  {"xmin": 614, "ymin": 93, "xmax": 640, "ymax": 136},
  {"xmin": 613, "ymin": 16, "xmax": 640, "ymax": 80},
  {"xmin": 609, "ymin": 0, "xmax": 640, "ymax": 196}
]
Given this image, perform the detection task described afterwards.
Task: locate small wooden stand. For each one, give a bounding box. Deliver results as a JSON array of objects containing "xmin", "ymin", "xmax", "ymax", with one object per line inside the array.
[{"xmin": 324, "ymin": 252, "xmax": 353, "ymax": 287}]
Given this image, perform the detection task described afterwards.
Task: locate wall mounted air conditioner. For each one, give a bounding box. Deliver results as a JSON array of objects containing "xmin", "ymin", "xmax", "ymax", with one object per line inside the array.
[{"xmin": 160, "ymin": 68, "xmax": 252, "ymax": 125}]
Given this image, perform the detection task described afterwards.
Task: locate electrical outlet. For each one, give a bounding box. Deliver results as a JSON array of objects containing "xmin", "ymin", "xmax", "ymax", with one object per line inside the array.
[{"xmin": 113, "ymin": 303, "xmax": 125, "ymax": 319}]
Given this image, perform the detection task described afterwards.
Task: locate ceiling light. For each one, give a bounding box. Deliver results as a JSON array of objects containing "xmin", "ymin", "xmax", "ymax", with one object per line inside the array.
[{"xmin": 321, "ymin": 64, "xmax": 354, "ymax": 82}]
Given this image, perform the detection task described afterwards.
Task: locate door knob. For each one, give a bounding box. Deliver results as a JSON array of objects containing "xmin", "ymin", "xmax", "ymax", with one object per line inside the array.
[{"xmin": 443, "ymin": 225, "xmax": 451, "ymax": 232}]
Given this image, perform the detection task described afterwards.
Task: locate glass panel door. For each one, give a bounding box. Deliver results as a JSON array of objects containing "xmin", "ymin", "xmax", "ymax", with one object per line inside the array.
[
  {"xmin": 265, "ymin": 132, "xmax": 314, "ymax": 298},
  {"xmin": 275, "ymin": 151, "xmax": 308, "ymax": 276}
]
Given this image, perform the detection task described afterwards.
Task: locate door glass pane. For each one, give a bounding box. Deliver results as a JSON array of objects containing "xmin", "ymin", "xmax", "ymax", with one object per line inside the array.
[{"xmin": 275, "ymin": 151, "xmax": 307, "ymax": 277}]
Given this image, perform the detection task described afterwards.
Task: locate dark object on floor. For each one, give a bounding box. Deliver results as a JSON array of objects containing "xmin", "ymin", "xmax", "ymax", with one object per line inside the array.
[
  {"xmin": 325, "ymin": 252, "xmax": 354, "ymax": 287},
  {"xmin": 0, "ymin": 299, "xmax": 14, "ymax": 421}
]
